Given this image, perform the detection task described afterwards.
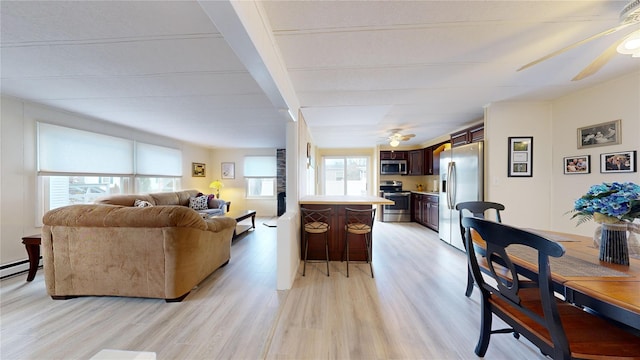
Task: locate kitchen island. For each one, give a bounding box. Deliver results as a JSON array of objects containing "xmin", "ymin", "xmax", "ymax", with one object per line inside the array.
[{"xmin": 299, "ymin": 196, "xmax": 393, "ymax": 261}]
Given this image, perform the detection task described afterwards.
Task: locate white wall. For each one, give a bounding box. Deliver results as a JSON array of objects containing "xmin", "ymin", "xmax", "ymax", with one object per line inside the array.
[
  {"xmin": 551, "ymin": 73, "xmax": 640, "ymax": 237},
  {"xmin": 0, "ymin": 96, "xmax": 219, "ymax": 271},
  {"xmin": 484, "ymin": 71, "xmax": 640, "ymax": 234},
  {"xmin": 485, "ymin": 101, "xmax": 554, "ymax": 230}
]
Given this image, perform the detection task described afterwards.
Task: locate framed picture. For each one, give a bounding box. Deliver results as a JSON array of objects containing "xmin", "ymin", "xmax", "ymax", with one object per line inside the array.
[
  {"xmin": 563, "ymin": 155, "xmax": 590, "ymax": 174},
  {"xmin": 221, "ymin": 162, "xmax": 235, "ymax": 179},
  {"xmin": 600, "ymin": 150, "xmax": 637, "ymax": 173},
  {"xmin": 578, "ymin": 119, "xmax": 621, "ymax": 149},
  {"xmin": 508, "ymin": 136, "xmax": 533, "ymax": 177},
  {"xmin": 192, "ymin": 162, "xmax": 206, "ymax": 177}
]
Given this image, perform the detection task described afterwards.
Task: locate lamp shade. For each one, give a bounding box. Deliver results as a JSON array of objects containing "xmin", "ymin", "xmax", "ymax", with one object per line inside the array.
[{"xmin": 209, "ymin": 180, "xmax": 224, "ymax": 190}]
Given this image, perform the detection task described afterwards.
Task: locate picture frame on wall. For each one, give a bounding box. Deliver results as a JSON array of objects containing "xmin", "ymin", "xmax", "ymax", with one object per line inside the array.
[
  {"xmin": 192, "ymin": 162, "xmax": 206, "ymax": 177},
  {"xmin": 577, "ymin": 119, "xmax": 621, "ymax": 149},
  {"xmin": 600, "ymin": 150, "xmax": 636, "ymax": 173},
  {"xmin": 221, "ymin": 162, "xmax": 235, "ymax": 179},
  {"xmin": 563, "ymin": 155, "xmax": 590, "ymax": 174},
  {"xmin": 508, "ymin": 136, "xmax": 533, "ymax": 177}
]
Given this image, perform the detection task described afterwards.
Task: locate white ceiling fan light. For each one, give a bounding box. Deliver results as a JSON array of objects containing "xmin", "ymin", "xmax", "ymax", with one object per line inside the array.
[
  {"xmin": 617, "ymin": 29, "xmax": 640, "ymax": 57},
  {"xmin": 387, "ymin": 129, "xmax": 415, "ymax": 147},
  {"xmin": 519, "ymin": 0, "xmax": 640, "ymax": 80}
]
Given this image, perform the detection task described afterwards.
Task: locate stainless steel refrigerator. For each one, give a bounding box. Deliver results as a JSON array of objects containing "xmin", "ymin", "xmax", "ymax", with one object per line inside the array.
[{"xmin": 439, "ymin": 142, "xmax": 484, "ymax": 251}]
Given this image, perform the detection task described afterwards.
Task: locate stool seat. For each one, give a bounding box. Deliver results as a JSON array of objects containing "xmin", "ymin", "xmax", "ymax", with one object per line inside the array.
[
  {"xmin": 305, "ymin": 222, "xmax": 329, "ymax": 233},
  {"xmin": 346, "ymin": 223, "xmax": 371, "ymax": 234}
]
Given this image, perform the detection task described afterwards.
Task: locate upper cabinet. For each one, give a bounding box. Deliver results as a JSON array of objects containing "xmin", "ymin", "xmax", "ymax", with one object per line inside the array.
[
  {"xmin": 450, "ymin": 123, "xmax": 484, "ymax": 147},
  {"xmin": 380, "ymin": 150, "xmax": 407, "ymax": 160},
  {"xmin": 408, "ymin": 149, "xmax": 424, "ymax": 175}
]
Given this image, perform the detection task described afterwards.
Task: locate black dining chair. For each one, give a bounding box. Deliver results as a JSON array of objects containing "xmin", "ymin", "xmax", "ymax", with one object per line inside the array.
[
  {"xmin": 461, "ymin": 217, "xmax": 640, "ymax": 359},
  {"xmin": 300, "ymin": 207, "xmax": 332, "ymax": 276},
  {"xmin": 343, "ymin": 207, "xmax": 376, "ymax": 278},
  {"xmin": 455, "ymin": 201, "xmax": 505, "ymax": 297}
]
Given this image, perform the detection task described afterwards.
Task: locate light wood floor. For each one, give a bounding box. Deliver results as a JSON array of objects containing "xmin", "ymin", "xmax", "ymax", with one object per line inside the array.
[{"xmin": 1, "ymin": 218, "xmax": 546, "ymax": 360}]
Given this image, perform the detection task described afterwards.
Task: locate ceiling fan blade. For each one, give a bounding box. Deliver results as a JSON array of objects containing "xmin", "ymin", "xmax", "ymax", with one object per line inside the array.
[
  {"xmin": 517, "ymin": 23, "xmax": 633, "ymax": 72},
  {"xmin": 571, "ymin": 36, "xmax": 627, "ymax": 81}
]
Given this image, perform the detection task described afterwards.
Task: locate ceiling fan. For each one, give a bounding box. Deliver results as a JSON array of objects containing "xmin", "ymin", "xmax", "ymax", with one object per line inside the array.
[
  {"xmin": 518, "ymin": 0, "xmax": 640, "ymax": 81},
  {"xmin": 386, "ymin": 129, "xmax": 415, "ymax": 147}
]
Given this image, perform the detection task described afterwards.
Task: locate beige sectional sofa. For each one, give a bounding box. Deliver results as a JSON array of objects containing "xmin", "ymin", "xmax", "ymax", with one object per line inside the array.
[{"xmin": 41, "ymin": 190, "xmax": 236, "ymax": 302}]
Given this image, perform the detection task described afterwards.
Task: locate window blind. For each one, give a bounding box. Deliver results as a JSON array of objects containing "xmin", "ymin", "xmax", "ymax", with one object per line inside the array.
[
  {"xmin": 244, "ymin": 156, "xmax": 276, "ymax": 177},
  {"xmin": 37, "ymin": 122, "xmax": 134, "ymax": 175},
  {"xmin": 136, "ymin": 142, "xmax": 182, "ymax": 176}
]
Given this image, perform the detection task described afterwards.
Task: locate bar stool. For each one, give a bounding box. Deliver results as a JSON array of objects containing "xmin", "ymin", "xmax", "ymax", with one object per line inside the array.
[
  {"xmin": 455, "ymin": 201, "xmax": 505, "ymax": 297},
  {"xmin": 343, "ymin": 207, "xmax": 376, "ymax": 278},
  {"xmin": 301, "ymin": 207, "xmax": 331, "ymax": 276}
]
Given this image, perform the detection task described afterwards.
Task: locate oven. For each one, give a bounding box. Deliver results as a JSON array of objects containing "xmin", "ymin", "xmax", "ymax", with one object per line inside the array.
[{"xmin": 379, "ymin": 180, "xmax": 411, "ymax": 222}]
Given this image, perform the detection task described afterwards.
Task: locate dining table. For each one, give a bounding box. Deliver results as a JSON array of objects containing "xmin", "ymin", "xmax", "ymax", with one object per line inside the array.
[{"xmin": 476, "ymin": 228, "xmax": 640, "ymax": 332}]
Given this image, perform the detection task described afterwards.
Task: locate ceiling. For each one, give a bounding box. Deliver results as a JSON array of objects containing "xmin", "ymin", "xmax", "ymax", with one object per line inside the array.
[{"xmin": 2, "ymin": 1, "xmax": 639, "ymax": 149}]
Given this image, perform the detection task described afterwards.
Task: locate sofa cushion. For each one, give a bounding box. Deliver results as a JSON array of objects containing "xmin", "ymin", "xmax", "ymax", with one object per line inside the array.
[
  {"xmin": 189, "ymin": 195, "xmax": 209, "ymax": 210},
  {"xmin": 134, "ymin": 199, "xmax": 154, "ymax": 208},
  {"xmin": 208, "ymin": 198, "xmax": 226, "ymax": 209},
  {"xmin": 197, "ymin": 208, "xmax": 225, "ymax": 216}
]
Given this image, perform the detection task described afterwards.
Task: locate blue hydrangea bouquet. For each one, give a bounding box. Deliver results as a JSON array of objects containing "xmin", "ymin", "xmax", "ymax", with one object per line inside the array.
[{"xmin": 570, "ymin": 182, "xmax": 640, "ymax": 225}]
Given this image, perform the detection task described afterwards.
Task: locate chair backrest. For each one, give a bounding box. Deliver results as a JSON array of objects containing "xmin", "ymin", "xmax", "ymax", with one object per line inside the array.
[
  {"xmin": 345, "ymin": 207, "xmax": 376, "ymax": 233},
  {"xmin": 300, "ymin": 207, "xmax": 332, "ymax": 233},
  {"xmin": 456, "ymin": 201, "xmax": 505, "ymax": 247},
  {"xmin": 461, "ymin": 217, "xmax": 569, "ymax": 358}
]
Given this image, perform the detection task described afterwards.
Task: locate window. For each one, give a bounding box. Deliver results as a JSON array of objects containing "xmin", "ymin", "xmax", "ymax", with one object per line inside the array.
[
  {"xmin": 323, "ymin": 156, "xmax": 369, "ymax": 196},
  {"xmin": 244, "ymin": 156, "xmax": 276, "ymax": 198},
  {"xmin": 135, "ymin": 177, "xmax": 181, "ymax": 193},
  {"xmin": 37, "ymin": 123, "xmax": 182, "ymax": 213},
  {"xmin": 43, "ymin": 176, "xmax": 129, "ymax": 211}
]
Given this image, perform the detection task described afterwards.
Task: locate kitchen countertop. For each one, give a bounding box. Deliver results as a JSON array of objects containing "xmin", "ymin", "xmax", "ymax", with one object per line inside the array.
[
  {"xmin": 411, "ymin": 191, "xmax": 439, "ymax": 196},
  {"xmin": 299, "ymin": 195, "xmax": 393, "ymax": 205}
]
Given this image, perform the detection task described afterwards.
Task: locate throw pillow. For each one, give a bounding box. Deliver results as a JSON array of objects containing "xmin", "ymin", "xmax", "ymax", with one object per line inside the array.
[
  {"xmin": 189, "ymin": 195, "xmax": 208, "ymax": 210},
  {"xmin": 134, "ymin": 199, "xmax": 154, "ymax": 208}
]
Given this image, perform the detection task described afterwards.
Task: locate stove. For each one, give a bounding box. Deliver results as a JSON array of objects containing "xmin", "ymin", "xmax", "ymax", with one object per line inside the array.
[{"xmin": 379, "ymin": 180, "xmax": 411, "ymax": 222}]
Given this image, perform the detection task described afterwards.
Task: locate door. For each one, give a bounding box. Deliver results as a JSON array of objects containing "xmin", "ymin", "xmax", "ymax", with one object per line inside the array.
[{"xmin": 449, "ymin": 142, "xmax": 483, "ymax": 250}]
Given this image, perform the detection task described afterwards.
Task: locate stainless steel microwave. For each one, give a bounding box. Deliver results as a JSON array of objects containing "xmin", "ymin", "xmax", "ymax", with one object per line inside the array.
[{"xmin": 380, "ymin": 160, "xmax": 408, "ymax": 175}]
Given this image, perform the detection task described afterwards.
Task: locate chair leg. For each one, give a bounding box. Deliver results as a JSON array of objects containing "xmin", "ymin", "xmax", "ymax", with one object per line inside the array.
[
  {"xmin": 303, "ymin": 233, "xmax": 309, "ymax": 276},
  {"xmin": 324, "ymin": 233, "xmax": 330, "ymax": 276},
  {"xmin": 465, "ymin": 269, "xmax": 474, "ymax": 297},
  {"xmin": 474, "ymin": 297, "xmax": 493, "ymax": 357}
]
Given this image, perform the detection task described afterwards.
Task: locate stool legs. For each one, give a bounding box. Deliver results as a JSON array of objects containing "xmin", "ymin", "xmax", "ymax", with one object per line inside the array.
[
  {"xmin": 344, "ymin": 231, "xmax": 373, "ymax": 278},
  {"xmin": 324, "ymin": 232, "xmax": 330, "ymax": 276},
  {"xmin": 303, "ymin": 231, "xmax": 330, "ymax": 277},
  {"xmin": 303, "ymin": 232, "xmax": 309, "ymax": 276}
]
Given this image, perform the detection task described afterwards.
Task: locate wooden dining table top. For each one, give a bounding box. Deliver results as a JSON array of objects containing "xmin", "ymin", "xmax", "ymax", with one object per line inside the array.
[{"xmin": 471, "ymin": 227, "xmax": 640, "ymax": 329}]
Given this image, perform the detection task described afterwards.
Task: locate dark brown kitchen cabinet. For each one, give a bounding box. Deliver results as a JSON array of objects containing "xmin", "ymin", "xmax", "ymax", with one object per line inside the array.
[
  {"xmin": 425, "ymin": 195, "xmax": 439, "ymax": 231},
  {"xmin": 412, "ymin": 193, "xmax": 422, "ymax": 222},
  {"xmin": 451, "ymin": 123, "xmax": 484, "ymax": 147},
  {"xmin": 380, "ymin": 150, "xmax": 407, "ymax": 160},
  {"xmin": 411, "ymin": 192, "xmax": 438, "ymax": 231},
  {"xmin": 408, "ymin": 149, "xmax": 424, "ymax": 175},
  {"xmin": 423, "ymin": 147, "xmax": 434, "ymax": 175}
]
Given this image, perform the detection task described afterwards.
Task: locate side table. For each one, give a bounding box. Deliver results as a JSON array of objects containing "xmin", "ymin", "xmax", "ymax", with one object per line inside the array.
[{"xmin": 21, "ymin": 234, "xmax": 41, "ymax": 281}]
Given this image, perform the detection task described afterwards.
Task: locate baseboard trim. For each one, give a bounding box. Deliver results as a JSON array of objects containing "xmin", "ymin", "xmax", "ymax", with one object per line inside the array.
[{"xmin": 0, "ymin": 258, "xmax": 38, "ymax": 279}]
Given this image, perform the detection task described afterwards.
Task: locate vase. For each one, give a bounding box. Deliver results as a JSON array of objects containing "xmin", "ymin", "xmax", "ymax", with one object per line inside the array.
[{"xmin": 598, "ymin": 222, "xmax": 629, "ymax": 265}]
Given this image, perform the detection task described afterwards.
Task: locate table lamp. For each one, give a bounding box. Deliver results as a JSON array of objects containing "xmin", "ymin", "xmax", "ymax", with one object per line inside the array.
[{"xmin": 209, "ymin": 180, "xmax": 223, "ymax": 198}]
